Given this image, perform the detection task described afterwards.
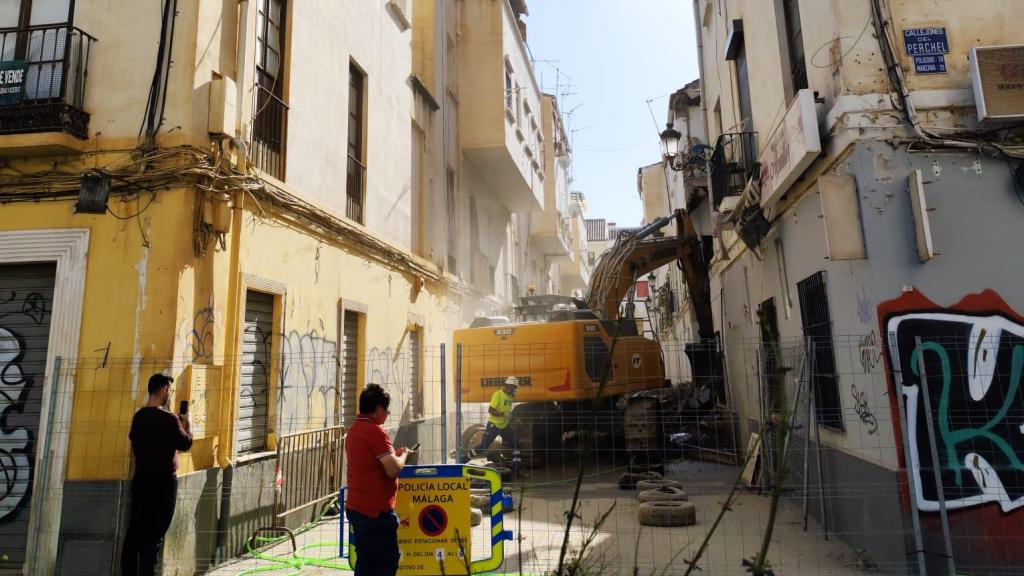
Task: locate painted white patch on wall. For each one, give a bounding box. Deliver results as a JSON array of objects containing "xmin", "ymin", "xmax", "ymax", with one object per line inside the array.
[{"xmin": 130, "ymin": 237, "xmax": 151, "ymax": 401}]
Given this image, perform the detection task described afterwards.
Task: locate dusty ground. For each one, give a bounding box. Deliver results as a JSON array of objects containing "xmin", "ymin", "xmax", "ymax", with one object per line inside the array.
[{"xmin": 207, "ymin": 460, "xmax": 890, "ymax": 575}]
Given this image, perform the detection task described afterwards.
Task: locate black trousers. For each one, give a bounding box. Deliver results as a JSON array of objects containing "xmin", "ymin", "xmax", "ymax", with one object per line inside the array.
[
  {"xmin": 346, "ymin": 508, "xmax": 400, "ymax": 576},
  {"xmin": 121, "ymin": 476, "xmax": 177, "ymax": 576}
]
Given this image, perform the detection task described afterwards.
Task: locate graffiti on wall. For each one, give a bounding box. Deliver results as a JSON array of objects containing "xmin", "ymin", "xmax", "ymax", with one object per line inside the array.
[
  {"xmin": 189, "ymin": 307, "xmax": 216, "ymax": 361},
  {"xmin": 367, "ymin": 346, "xmax": 412, "ymax": 418},
  {"xmin": 278, "ymin": 329, "xmax": 338, "ymax": 436},
  {"xmin": 850, "ymin": 383, "xmax": 878, "ymax": 435},
  {"xmin": 880, "ymin": 290, "xmax": 1024, "ymax": 514},
  {"xmin": 0, "ymin": 328, "xmax": 31, "ymax": 519},
  {"xmin": 858, "ymin": 331, "xmax": 883, "ymax": 373}
]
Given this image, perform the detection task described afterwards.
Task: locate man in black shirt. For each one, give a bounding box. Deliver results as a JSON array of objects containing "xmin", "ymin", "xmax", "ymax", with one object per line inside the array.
[{"xmin": 121, "ymin": 373, "xmax": 193, "ymax": 576}]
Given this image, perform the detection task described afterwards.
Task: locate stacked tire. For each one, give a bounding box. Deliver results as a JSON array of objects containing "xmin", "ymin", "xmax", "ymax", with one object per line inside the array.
[{"xmin": 634, "ymin": 478, "xmax": 696, "ymax": 527}]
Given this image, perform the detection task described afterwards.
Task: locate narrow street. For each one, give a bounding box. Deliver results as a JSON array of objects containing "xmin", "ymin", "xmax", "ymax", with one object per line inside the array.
[{"xmin": 0, "ymin": 0, "xmax": 1021, "ymax": 574}]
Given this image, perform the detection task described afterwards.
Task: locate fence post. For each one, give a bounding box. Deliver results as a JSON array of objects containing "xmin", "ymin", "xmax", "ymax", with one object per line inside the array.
[
  {"xmin": 440, "ymin": 344, "xmax": 447, "ymax": 463},
  {"xmin": 32, "ymin": 355, "xmax": 62, "ymax": 571},
  {"xmin": 455, "ymin": 343, "xmax": 463, "ymax": 464},
  {"xmin": 913, "ymin": 336, "xmax": 957, "ymax": 576},
  {"xmin": 890, "ymin": 332, "xmax": 927, "ymax": 576}
]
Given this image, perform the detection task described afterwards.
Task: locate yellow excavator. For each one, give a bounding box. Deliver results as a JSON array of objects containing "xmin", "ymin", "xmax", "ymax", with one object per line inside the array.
[{"xmin": 454, "ymin": 209, "xmax": 720, "ymax": 466}]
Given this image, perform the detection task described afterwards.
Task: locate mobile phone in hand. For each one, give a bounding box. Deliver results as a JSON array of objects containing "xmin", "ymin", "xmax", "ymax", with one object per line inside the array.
[
  {"xmin": 410, "ymin": 442, "xmax": 421, "ymax": 453},
  {"xmin": 179, "ymin": 400, "xmax": 189, "ymax": 415}
]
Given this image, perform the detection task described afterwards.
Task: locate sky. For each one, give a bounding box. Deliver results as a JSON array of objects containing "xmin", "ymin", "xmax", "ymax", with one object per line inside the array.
[{"xmin": 526, "ymin": 0, "xmax": 700, "ymax": 227}]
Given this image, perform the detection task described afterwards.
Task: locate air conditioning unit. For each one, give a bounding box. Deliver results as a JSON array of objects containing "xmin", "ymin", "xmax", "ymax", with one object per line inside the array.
[{"xmin": 969, "ymin": 44, "xmax": 1024, "ymax": 121}]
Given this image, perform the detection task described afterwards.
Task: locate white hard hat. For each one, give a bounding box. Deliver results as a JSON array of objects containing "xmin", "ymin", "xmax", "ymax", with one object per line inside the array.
[{"xmin": 504, "ymin": 376, "xmax": 519, "ymax": 386}]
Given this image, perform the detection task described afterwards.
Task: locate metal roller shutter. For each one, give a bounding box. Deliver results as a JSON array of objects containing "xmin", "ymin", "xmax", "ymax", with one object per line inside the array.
[
  {"xmin": 341, "ymin": 310, "xmax": 359, "ymax": 427},
  {"xmin": 0, "ymin": 262, "xmax": 56, "ymax": 571},
  {"xmin": 408, "ymin": 328, "xmax": 421, "ymax": 419},
  {"xmin": 239, "ymin": 291, "xmax": 274, "ymax": 454}
]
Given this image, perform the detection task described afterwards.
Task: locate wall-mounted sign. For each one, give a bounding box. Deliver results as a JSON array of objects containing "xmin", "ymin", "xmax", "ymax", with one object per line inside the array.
[
  {"xmin": 913, "ymin": 54, "xmax": 947, "ymax": 75},
  {"xmin": 903, "ymin": 27, "xmax": 949, "ymax": 75},
  {"xmin": 0, "ymin": 60, "xmax": 26, "ymax": 106},
  {"xmin": 903, "ymin": 27, "xmax": 949, "ymax": 56},
  {"xmin": 759, "ymin": 89, "xmax": 821, "ymax": 209}
]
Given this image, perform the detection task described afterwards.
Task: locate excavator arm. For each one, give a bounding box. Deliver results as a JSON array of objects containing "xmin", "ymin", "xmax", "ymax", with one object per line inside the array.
[{"xmin": 586, "ymin": 210, "xmax": 714, "ymax": 340}]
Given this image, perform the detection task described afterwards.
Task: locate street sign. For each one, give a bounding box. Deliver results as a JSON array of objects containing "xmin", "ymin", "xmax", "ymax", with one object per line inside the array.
[
  {"xmin": 913, "ymin": 54, "xmax": 947, "ymax": 75},
  {"xmin": 396, "ymin": 470, "xmax": 471, "ymax": 575},
  {"xmin": 0, "ymin": 61, "xmax": 27, "ymax": 106},
  {"xmin": 903, "ymin": 27, "xmax": 949, "ymax": 56},
  {"xmin": 344, "ymin": 464, "xmax": 511, "ymax": 575}
]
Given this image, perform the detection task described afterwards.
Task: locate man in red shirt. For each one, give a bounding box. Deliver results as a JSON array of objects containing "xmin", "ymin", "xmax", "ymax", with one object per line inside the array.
[{"xmin": 345, "ymin": 383, "xmax": 411, "ymax": 576}]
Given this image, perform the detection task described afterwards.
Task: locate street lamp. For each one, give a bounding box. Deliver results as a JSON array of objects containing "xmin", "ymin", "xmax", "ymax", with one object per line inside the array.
[{"xmin": 660, "ymin": 122, "xmax": 684, "ymax": 171}]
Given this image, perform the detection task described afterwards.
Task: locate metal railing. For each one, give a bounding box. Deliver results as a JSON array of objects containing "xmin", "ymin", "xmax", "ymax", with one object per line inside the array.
[
  {"xmin": 272, "ymin": 425, "xmax": 344, "ymax": 522},
  {"xmin": 346, "ymin": 153, "xmax": 365, "ymax": 222},
  {"xmin": 709, "ymin": 131, "xmax": 757, "ymax": 208},
  {"xmin": 0, "ymin": 24, "xmax": 95, "ymax": 138},
  {"xmin": 252, "ymin": 84, "xmax": 288, "ymax": 180}
]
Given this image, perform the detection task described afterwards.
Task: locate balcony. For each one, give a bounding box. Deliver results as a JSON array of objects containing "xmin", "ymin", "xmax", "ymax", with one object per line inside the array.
[
  {"xmin": 458, "ymin": 0, "xmax": 543, "ymax": 213},
  {"xmin": 251, "ymin": 85, "xmax": 288, "ymax": 181},
  {"xmin": 709, "ymin": 132, "xmax": 756, "ymax": 209},
  {"xmin": 531, "ymin": 213, "xmax": 571, "ymax": 257},
  {"xmin": 0, "ymin": 24, "xmax": 95, "ymax": 147},
  {"xmin": 559, "ymin": 214, "xmax": 590, "ymax": 293},
  {"xmin": 345, "ymin": 154, "xmax": 366, "ymax": 223}
]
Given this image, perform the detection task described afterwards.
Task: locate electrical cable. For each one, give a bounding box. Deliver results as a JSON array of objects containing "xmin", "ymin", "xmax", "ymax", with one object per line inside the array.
[
  {"xmin": 156, "ymin": 0, "xmax": 179, "ymax": 135},
  {"xmin": 106, "ymin": 193, "xmax": 158, "ymax": 220},
  {"xmin": 140, "ymin": 0, "xmax": 173, "ymax": 142}
]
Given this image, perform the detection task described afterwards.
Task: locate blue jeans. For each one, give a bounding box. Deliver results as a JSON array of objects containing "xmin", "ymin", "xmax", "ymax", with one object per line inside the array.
[{"xmin": 346, "ymin": 508, "xmax": 400, "ymax": 576}]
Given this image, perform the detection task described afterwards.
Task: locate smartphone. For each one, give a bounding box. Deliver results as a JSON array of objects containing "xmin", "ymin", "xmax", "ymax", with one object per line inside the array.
[
  {"xmin": 179, "ymin": 400, "xmax": 189, "ymax": 415},
  {"xmin": 410, "ymin": 442, "xmax": 421, "ymax": 453}
]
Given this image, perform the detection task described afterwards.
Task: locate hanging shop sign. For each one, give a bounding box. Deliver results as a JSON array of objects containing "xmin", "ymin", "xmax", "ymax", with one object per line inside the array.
[
  {"xmin": 0, "ymin": 60, "xmax": 27, "ymax": 106},
  {"xmin": 758, "ymin": 89, "xmax": 821, "ymax": 209},
  {"xmin": 903, "ymin": 27, "xmax": 949, "ymax": 75}
]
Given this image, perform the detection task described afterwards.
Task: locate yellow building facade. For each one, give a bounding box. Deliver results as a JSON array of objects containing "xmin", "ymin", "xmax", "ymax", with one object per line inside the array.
[{"xmin": 0, "ymin": 0, "xmax": 577, "ymax": 573}]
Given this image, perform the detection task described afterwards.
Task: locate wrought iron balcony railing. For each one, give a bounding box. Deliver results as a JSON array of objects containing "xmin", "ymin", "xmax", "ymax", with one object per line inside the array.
[
  {"xmin": 0, "ymin": 24, "xmax": 95, "ymax": 139},
  {"xmin": 346, "ymin": 153, "xmax": 366, "ymax": 223},
  {"xmin": 709, "ymin": 132, "xmax": 757, "ymax": 209},
  {"xmin": 251, "ymin": 84, "xmax": 288, "ymax": 180}
]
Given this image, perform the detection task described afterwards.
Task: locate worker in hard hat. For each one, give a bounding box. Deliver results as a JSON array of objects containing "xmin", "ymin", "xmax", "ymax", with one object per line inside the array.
[{"xmin": 469, "ymin": 376, "xmax": 521, "ymax": 478}]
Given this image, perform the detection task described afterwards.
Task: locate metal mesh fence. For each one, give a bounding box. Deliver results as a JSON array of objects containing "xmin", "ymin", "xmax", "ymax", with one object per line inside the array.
[{"xmin": 7, "ymin": 330, "xmax": 1023, "ymax": 575}]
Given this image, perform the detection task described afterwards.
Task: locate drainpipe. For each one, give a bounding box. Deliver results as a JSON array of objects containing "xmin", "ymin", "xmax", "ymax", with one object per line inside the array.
[
  {"xmin": 217, "ymin": 0, "xmax": 250, "ymax": 557},
  {"xmin": 692, "ymin": 0, "xmax": 707, "ymax": 138},
  {"xmin": 235, "ymin": 0, "xmax": 251, "ymax": 145}
]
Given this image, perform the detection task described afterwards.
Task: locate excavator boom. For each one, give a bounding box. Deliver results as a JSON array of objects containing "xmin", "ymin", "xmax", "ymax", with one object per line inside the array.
[{"xmin": 586, "ymin": 210, "xmax": 714, "ymax": 340}]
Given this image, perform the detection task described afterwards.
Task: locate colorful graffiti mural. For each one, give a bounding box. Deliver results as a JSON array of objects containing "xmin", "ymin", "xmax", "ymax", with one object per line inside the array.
[{"xmin": 879, "ymin": 289, "xmax": 1024, "ymax": 572}]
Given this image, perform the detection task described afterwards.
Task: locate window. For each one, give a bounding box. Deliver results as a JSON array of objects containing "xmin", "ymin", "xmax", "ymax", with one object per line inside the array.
[
  {"xmin": 504, "ymin": 63, "xmax": 514, "ymax": 111},
  {"xmin": 253, "ymin": 0, "xmax": 288, "ymax": 179},
  {"xmin": 347, "ymin": 63, "xmax": 367, "ymax": 223},
  {"xmin": 446, "ymin": 168, "xmax": 457, "ymax": 273},
  {"xmin": 240, "ymin": 290, "xmax": 275, "ymax": 454},
  {"xmin": 407, "ymin": 327, "xmax": 423, "ymax": 420},
  {"xmin": 445, "ymin": 34, "xmax": 458, "ymax": 94},
  {"xmin": 469, "ymin": 195, "xmax": 479, "ymax": 281},
  {"xmin": 735, "ymin": 44, "xmax": 754, "ymax": 132},
  {"xmin": 411, "ymin": 124, "xmax": 424, "ymax": 254},
  {"xmin": 796, "ymin": 271, "xmax": 843, "ymax": 429},
  {"xmin": 341, "ymin": 309, "xmax": 362, "ymax": 427},
  {"xmin": 781, "ymin": 0, "xmax": 808, "ymax": 97}
]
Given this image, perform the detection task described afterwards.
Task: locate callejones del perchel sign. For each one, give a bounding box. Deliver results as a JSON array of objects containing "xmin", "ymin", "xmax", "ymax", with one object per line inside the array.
[
  {"xmin": 0, "ymin": 61, "xmax": 27, "ymax": 106},
  {"xmin": 758, "ymin": 89, "xmax": 821, "ymax": 209}
]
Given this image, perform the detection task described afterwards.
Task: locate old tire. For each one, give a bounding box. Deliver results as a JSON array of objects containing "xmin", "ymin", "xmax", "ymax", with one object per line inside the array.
[
  {"xmin": 638, "ymin": 486, "xmax": 688, "ymax": 503},
  {"xmin": 470, "ymin": 507, "xmax": 483, "ymax": 527},
  {"xmin": 461, "ymin": 424, "xmax": 485, "ymax": 456},
  {"xmin": 636, "ymin": 478, "xmax": 681, "ymax": 492},
  {"xmin": 638, "ymin": 501, "xmax": 696, "ymax": 527},
  {"xmin": 617, "ymin": 471, "xmax": 662, "ymax": 490},
  {"xmin": 471, "ymin": 491, "xmax": 491, "ymax": 511}
]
